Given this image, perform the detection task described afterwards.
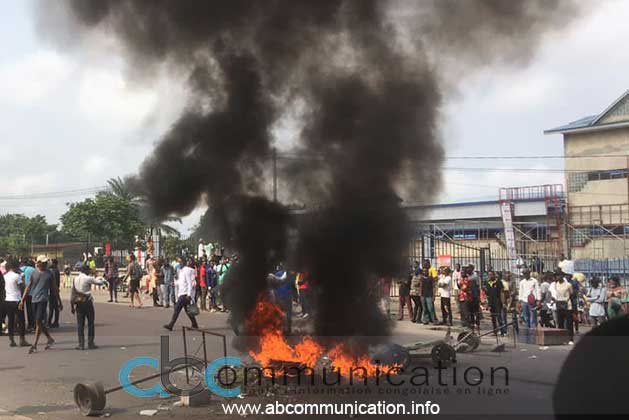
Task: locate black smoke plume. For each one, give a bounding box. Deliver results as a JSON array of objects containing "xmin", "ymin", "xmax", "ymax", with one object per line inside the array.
[{"xmin": 38, "ymin": 0, "xmax": 580, "ymax": 341}]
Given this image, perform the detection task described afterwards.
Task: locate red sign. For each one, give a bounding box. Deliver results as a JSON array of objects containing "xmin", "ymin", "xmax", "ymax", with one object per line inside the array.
[
  {"xmin": 437, "ymin": 255, "xmax": 452, "ymax": 268},
  {"xmin": 104, "ymin": 242, "xmax": 112, "ymax": 256}
]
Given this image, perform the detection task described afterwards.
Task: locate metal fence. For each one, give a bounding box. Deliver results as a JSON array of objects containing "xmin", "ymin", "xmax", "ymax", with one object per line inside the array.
[
  {"xmin": 408, "ymin": 234, "xmax": 558, "ymax": 274},
  {"xmin": 574, "ymin": 258, "xmax": 629, "ymax": 286}
]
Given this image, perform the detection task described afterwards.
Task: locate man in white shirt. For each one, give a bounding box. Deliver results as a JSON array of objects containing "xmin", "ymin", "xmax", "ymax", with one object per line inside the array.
[
  {"xmin": 2, "ymin": 259, "xmax": 30, "ymax": 347},
  {"xmin": 164, "ymin": 258, "xmax": 198, "ymax": 331},
  {"xmin": 71, "ymin": 265, "xmax": 106, "ymax": 350},
  {"xmin": 518, "ymin": 269, "xmax": 540, "ymax": 329},
  {"xmin": 198, "ymin": 239, "xmax": 206, "ymax": 260},
  {"xmin": 548, "ymin": 278, "xmax": 558, "ymax": 327},
  {"xmin": 451, "ymin": 264, "xmax": 463, "ymax": 323},
  {"xmin": 438, "ymin": 267, "xmax": 453, "ymax": 326}
]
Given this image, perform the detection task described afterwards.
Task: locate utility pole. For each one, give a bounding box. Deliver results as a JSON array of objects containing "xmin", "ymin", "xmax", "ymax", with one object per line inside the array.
[{"xmin": 272, "ymin": 147, "xmax": 278, "ymax": 203}]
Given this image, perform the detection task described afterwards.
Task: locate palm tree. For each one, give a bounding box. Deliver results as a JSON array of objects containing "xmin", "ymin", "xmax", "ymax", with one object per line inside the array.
[
  {"xmin": 107, "ymin": 177, "xmax": 182, "ymax": 237},
  {"xmin": 144, "ymin": 214, "xmax": 182, "ymax": 238},
  {"xmin": 107, "ymin": 177, "xmax": 139, "ymax": 203}
]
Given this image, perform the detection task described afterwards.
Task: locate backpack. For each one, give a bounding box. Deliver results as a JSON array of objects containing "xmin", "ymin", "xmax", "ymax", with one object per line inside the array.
[{"xmin": 131, "ymin": 262, "xmax": 143, "ymax": 281}]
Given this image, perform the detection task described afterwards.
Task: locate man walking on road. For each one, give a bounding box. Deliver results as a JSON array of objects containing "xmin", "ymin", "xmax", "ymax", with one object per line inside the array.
[
  {"xmin": 105, "ymin": 257, "xmax": 119, "ymax": 303},
  {"xmin": 19, "ymin": 255, "xmax": 62, "ymax": 354},
  {"xmin": 163, "ymin": 257, "xmax": 198, "ymax": 331}
]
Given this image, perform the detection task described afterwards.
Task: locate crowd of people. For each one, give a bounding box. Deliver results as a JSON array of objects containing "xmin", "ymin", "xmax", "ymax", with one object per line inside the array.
[
  {"xmin": 383, "ymin": 257, "xmax": 628, "ymax": 344},
  {"xmin": 0, "ymin": 255, "xmax": 63, "ymax": 352},
  {"xmin": 0, "ymin": 236, "xmax": 314, "ymax": 350},
  {"xmin": 2, "ymin": 247, "xmax": 628, "ymax": 351}
]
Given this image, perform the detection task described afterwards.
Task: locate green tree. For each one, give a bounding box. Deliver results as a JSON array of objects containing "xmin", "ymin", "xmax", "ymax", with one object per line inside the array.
[
  {"xmin": 60, "ymin": 192, "xmax": 146, "ymax": 247},
  {"xmin": 0, "ymin": 214, "xmax": 58, "ymax": 256}
]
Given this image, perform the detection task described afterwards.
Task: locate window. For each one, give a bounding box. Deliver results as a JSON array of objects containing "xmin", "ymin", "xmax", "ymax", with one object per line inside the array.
[{"xmin": 586, "ymin": 169, "xmax": 628, "ymax": 182}]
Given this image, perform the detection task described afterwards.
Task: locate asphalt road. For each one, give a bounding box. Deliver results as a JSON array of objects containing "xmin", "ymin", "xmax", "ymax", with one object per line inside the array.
[{"xmin": 0, "ymin": 289, "xmax": 577, "ymax": 419}]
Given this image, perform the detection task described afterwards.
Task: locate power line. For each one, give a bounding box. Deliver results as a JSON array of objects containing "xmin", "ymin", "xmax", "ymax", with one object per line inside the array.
[
  {"xmin": 275, "ymin": 153, "xmax": 624, "ymax": 173},
  {"xmin": 442, "ymin": 167, "xmax": 567, "ymax": 173},
  {"xmin": 0, "ymin": 186, "xmax": 106, "ymax": 200},
  {"xmin": 443, "ymin": 154, "xmax": 629, "ymax": 160},
  {"xmin": 275, "ymin": 152, "xmax": 629, "ymax": 160}
]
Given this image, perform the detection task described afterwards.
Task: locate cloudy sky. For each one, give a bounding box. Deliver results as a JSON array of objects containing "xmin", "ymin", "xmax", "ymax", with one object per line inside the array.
[{"xmin": 1, "ymin": 0, "xmax": 629, "ymax": 234}]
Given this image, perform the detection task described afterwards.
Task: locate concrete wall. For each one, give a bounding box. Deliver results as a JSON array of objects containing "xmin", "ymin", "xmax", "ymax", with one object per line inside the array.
[
  {"xmin": 564, "ymin": 128, "xmax": 629, "ymax": 207},
  {"xmin": 570, "ymin": 237, "xmax": 628, "ymax": 260},
  {"xmin": 569, "ymin": 178, "xmax": 628, "ymax": 206}
]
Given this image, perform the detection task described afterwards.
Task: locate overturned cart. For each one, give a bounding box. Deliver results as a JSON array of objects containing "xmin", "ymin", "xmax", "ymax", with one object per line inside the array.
[
  {"xmin": 373, "ymin": 319, "xmax": 518, "ymax": 370},
  {"xmin": 73, "ymin": 327, "xmax": 226, "ymax": 416}
]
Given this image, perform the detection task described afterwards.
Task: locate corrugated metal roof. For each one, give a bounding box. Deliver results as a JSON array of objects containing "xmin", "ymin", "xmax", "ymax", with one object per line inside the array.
[
  {"xmin": 545, "ymin": 90, "xmax": 629, "ymax": 134},
  {"xmin": 544, "ymin": 114, "xmax": 597, "ymax": 133}
]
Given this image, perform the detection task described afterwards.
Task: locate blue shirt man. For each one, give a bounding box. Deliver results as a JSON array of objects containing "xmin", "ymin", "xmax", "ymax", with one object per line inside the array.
[{"xmin": 20, "ymin": 263, "xmax": 35, "ymax": 296}]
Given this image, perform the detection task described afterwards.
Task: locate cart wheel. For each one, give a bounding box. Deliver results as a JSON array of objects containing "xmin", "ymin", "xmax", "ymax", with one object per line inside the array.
[
  {"xmin": 74, "ymin": 382, "xmax": 106, "ymax": 416},
  {"xmin": 431, "ymin": 343, "xmax": 456, "ymax": 367},
  {"xmin": 456, "ymin": 331, "xmax": 478, "ymax": 353}
]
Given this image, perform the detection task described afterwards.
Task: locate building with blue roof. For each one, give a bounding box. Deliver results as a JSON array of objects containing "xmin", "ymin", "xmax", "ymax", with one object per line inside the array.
[{"xmin": 545, "ymin": 90, "xmax": 629, "ymax": 261}]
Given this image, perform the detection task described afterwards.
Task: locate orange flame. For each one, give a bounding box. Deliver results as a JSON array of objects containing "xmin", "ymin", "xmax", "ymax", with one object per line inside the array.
[{"xmin": 246, "ymin": 299, "xmax": 398, "ymax": 378}]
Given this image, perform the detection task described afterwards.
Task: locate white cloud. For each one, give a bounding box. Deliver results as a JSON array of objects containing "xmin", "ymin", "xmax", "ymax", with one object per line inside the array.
[
  {"xmin": 82, "ymin": 155, "xmax": 108, "ymax": 175},
  {"xmin": 0, "ymin": 50, "xmax": 73, "ymax": 106},
  {"xmin": 77, "ymin": 68, "xmax": 158, "ymax": 126},
  {"xmin": 1, "ymin": 172, "xmax": 57, "ymax": 196}
]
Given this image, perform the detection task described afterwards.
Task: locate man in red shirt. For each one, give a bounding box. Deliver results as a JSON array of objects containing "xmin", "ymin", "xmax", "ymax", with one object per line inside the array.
[
  {"xmin": 458, "ymin": 272, "xmax": 472, "ymax": 328},
  {"xmin": 197, "ymin": 258, "xmax": 208, "ymax": 312}
]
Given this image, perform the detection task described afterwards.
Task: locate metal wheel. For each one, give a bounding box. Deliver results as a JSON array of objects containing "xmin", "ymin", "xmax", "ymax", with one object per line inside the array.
[
  {"xmin": 74, "ymin": 382, "xmax": 106, "ymax": 416},
  {"xmin": 456, "ymin": 331, "xmax": 480, "ymax": 352},
  {"xmin": 431, "ymin": 342, "xmax": 456, "ymax": 367}
]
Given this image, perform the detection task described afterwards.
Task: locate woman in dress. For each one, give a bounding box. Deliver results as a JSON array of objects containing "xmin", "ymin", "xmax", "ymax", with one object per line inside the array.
[{"xmin": 586, "ymin": 277, "xmax": 606, "ymax": 327}]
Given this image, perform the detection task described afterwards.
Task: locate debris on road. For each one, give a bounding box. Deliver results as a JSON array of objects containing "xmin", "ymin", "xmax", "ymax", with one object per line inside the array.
[{"xmin": 139, "ymin": 409, "xmax": 159, "ymax": 416}]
